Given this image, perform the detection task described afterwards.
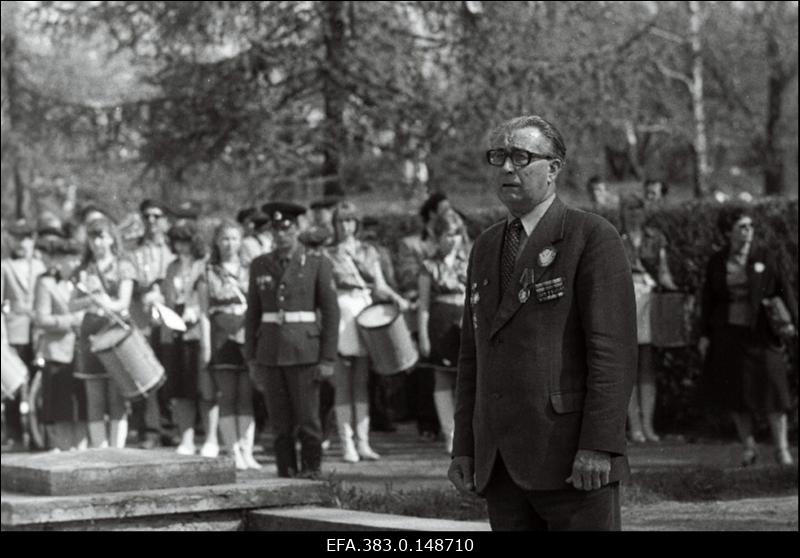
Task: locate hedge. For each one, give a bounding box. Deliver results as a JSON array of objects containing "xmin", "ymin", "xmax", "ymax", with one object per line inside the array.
[{"xmin": 368, "ymin": 198, "xmax": 798, "ymax": 435}]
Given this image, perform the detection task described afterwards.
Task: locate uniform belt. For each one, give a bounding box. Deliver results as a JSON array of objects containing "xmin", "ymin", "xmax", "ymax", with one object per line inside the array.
[
  {"xmin": 434, "ymin": 293, "xmax": 465, "ymax": 306},
  {"xmin": 210, "ymin": 304, "xmax": 246, "ymax": 316},
  {"xmin": 261, "ymin": 311, "xmax": 316, "ymax": 324}
]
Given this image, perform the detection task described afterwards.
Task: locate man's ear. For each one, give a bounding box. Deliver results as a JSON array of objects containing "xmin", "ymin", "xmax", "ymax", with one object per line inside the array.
[{"xmin": 549, "ymin": 159, "xmax": 563, "ymax": 177}]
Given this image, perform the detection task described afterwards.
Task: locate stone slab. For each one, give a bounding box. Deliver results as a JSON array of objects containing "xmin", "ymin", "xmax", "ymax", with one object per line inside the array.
[
  {"xmin": 1, "ymin": 449, "xmax": 236, "ymax": 496},
  {"xmin": 248, "ymin": 506, "xmax": 491, "ymax": 532},
  {"xmin": 2, "ymin": 477, "xmax": 332, "ymax": 528}
]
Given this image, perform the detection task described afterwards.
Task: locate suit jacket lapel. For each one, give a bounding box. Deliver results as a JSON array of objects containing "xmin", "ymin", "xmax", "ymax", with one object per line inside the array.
[
  {"xmin": 476, "ymin": 223, "xmax": 505, "ymax": 320},
  {"xmin": 489, "ymin": 197, "xmax": 567, "ymax": 338}
]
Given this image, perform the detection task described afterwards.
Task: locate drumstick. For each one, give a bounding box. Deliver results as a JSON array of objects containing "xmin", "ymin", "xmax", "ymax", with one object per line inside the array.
[{"xmin": 74, "ymin": 282, "xmax": 131, "ymax": 330}]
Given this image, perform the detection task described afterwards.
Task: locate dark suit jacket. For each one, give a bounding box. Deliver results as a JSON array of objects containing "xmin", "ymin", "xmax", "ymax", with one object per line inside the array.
[
  {"xmin": 454, "ymin": 197, "xmax": 637, "ymax": 493},
  {"xmin": 700, "ymin": 247, "xmax": 798, "ymax": 344},
  {"xmin": 244, "ymin": 247, "xmax": 339, "ymax": 367}
]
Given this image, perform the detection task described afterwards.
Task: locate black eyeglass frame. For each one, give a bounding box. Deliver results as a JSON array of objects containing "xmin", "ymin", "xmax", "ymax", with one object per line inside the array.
[{"xmin": 486, "ymin": 148, "xmax": 554, "ymax": 168}]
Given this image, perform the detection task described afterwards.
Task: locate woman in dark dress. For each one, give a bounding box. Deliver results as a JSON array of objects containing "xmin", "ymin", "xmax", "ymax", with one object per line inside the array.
[{"xmin": 698, "ymin": 207, "xmax": 797, "ymax": 466}]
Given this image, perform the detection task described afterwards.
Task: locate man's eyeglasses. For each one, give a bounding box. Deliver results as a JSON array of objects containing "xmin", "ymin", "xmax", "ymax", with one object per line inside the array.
[{"xmin": 486, "ymin": 148, "xmax": 553, "ymax": 168}]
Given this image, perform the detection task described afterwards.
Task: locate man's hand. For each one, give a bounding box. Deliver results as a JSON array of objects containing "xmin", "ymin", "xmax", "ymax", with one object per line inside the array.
[
  {"xmin": 448, "ymin": 456, "xmax": 477, "ymax": 497},
  {"xmin": 247, "ymin": 360, "xmax": 265, "ymax": 393},
  {"xmin": 318, "ymin": 362, "xmax": 335, "ymax": 379},
  {"xmin": 566, "ymin": 449, "xmax": 612, "ymax": 491}
]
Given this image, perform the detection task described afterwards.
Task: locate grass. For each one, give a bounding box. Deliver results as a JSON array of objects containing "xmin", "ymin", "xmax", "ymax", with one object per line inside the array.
[{"xmin": 326, "ymin": 465, "xmax": 798, "ymax": 521}]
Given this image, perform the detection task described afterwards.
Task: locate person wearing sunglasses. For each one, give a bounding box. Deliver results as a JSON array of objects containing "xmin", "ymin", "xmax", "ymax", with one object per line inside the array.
[
  {"xmin": 129, "ymin": 199, "xmax": 174, "ymax": 449},
  {"xmin": 698, "ymin": 207, "xmax": 797, "ymax": 467},
  {"xmin": 448, "ymin": 115, "xmax": 636, "ymax": 531}
]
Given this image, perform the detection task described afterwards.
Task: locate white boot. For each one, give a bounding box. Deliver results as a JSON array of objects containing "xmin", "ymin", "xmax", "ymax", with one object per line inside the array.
[
  {"xmin": 199, "ymin": 401, "xmax": 220, "ymax": 457},
  {"xmin": 355, "ymin": 407, "xmax": 380, "ymax": 461},
  {"xmin": 219, "ymin": 416, "xmax": 247, "ymax": 470},
  {"xmin": 237, "ymin": 415, "xmax": 261, "ymax": 470},
  {"xmin": 433, "ymin": 390, "xmax": 455, "ymax": 455},
  {"xmin": 335, "ymin": 406, "xmax": 359, "ymax": 463},
  {"xmin": 109, "ymin": 418, "xmax": 128, "ymax": 449}
]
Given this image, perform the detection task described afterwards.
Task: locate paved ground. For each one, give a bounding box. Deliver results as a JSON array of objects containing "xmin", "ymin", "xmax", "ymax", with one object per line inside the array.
[
  {"xmin": 245, "ymin": 422, "xmax": 798, "ymax": 531},
  {"xmin": 4, "ymin": 421, "xmax": 797, "ymax": 531}
]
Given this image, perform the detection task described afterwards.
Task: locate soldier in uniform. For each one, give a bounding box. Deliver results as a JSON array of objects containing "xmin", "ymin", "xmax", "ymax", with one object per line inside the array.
[{"xmin": 244, "ymin": 202, "xmax": 339, "ymax": 479}]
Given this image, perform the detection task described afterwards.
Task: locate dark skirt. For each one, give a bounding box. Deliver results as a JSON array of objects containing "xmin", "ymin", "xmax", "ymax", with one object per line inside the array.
[
  {"xmin": 162, "ymin": 334, "xmax": 201, "ymax": 399},
  {"xmin": 703, "ymin": 324, "xmax": 791, "ymax": 414},
  {"xmin": 427, "ymin": 302, "xmax": 464, "ymax": 368},
  {"xmin": 209, "ymin": 312, "xmax": 246, "ymax": 371},
  {"xmin": 41, "ymin": 360, "xmax": 88, "ymax": 424}
]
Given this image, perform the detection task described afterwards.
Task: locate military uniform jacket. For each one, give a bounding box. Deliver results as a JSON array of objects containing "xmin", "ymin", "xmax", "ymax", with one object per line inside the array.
[
  {"xmin": 244, "ymin": 247, "xmax": 339, "ymax": 367},
  {"xmin": 454, "ymin": 197, "xmax": 637, "ymax": 493}
]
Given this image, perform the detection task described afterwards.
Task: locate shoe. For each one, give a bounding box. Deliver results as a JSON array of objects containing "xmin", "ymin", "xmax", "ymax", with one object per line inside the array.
[
  {"xmin": 357, "ymin": 442, "xmax": 380, "ymax": 461},
  {"xmin": 776, "ymin": 448, "xmax": 794, "ymax": 466},
  {"xmin": 175, "ymin": 443, "xmax": 196, "ymax": 456},
  {"xmin": 297, "ymin": 469, "xmax": 322, "ymax": 480},
  {"xmin": 643, "ymin": 430, "xmax": 661, "ymax": 443},
  {"xmin": 242, "ymin": 451, "xmax": 262, "ymax": 470},
  {"xmin": 741, "ymin": 447, "xmax": 758, "ymax": 467},
  {"xmin": 629, "ymin": 431, "xmax": 646, "ymax": 444},
  {"xmin": 140, "ymin": 433, "xmax": 160, "ymax": 450},
  {"xmin": 200, "ymin": 442, "xmax": 220, "ymax": 458},
  {"xmin": 232, "ymin": 445, "xmax": 248, "ymax": 471},
  {"xmin": 342, "ymin": 441, "xmax": 359, "ymax": 463}
]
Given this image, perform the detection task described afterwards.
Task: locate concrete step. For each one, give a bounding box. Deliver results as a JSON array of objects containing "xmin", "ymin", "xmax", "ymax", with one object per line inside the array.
[
  {"xmin": 1, "ymin": 448, "xmax": 235, "ymax": 496},
  {"xmin": 2, "ymin": 478, "xmax": 333, "ymax": 530},
  {"xmin": 248, "ymin": 506, "xmax": 491, "ymax": 532}
]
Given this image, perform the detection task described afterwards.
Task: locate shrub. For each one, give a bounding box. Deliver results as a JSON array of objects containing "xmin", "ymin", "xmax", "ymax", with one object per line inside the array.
[{"xmin": 369, "ymin": 198, "xmax": 798, "ymax": 435}]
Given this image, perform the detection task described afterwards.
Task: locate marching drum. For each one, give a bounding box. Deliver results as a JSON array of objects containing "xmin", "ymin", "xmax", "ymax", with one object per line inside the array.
[
  {"xmin": 1, "ymin": 342, "xmax": 28, "ymax": 401},
  {"xmin": 89, "ymin": 325, "xmax": 166, "ymax": 400},
  {"xmin": 356, "ymin": 301, "xmax": 419, "ymax": 375}
]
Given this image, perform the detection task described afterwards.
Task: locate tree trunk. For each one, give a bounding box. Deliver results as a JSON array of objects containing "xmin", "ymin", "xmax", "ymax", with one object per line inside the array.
[
  {"xmin": 688, "ymin": 1, "xmax": 710, "ymax": 198},
  {"xmin": 320, "ymin": 1, "xmax": 347, "ymax": 198},
  {"xmin": 762, "ymin": 9, "xmax": 786, "ymax": 196},
  {"xmin": 1, "ymin": 1, "xmax": 27, "ymax": 219}
]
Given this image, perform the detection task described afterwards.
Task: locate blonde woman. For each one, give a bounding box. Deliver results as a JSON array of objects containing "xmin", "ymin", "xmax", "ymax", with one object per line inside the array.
[
  {"xmin": 197, "ymin": 220, "xmax": 259, "ymax": 470},
  {"xmin": 326, "ymin": 202, "xmax": 408, "ymax": 463}
]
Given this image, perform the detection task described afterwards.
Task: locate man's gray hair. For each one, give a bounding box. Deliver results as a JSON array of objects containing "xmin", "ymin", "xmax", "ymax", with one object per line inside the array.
[{"xmin": 488, "ymin": 115, "xmax": 567, "ymax": 165}]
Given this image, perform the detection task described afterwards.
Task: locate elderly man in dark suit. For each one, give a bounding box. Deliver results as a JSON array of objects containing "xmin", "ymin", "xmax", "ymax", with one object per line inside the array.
[
  {"xmin": 448, "ymin": 115, "xmax": 637, "ymax": 531},
  {"xmin": 244, "ymin": 202, "xmax": 339, "ymax": 479}
]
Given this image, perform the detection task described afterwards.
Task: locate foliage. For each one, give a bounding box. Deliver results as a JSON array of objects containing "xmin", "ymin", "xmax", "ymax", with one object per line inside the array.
[
  {"xmin": 366, "ymin": 197, "xmax": 798, "ymax": 434},
  {"xmin": 1, "ymin": 2, "xmax": 797, "ymax": 223}
]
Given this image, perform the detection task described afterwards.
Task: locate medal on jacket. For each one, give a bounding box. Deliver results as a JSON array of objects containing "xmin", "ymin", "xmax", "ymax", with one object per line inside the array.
[
  {"xmin": 534, "ymin": 277, "xmax": 565, "ymax": 302},
  {"xmin": 518, "ymin": 268, "xmax": 535, "ymax": 304},
  {"xmin": 538, "ymin": 246, "xmax": 557, "ymax": 268}
]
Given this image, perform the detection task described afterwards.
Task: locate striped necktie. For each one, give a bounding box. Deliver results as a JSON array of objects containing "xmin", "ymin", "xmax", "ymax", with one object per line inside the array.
[{"xmin": 500, "ymin": 218, "xmax": 523, "ymax": 296}]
